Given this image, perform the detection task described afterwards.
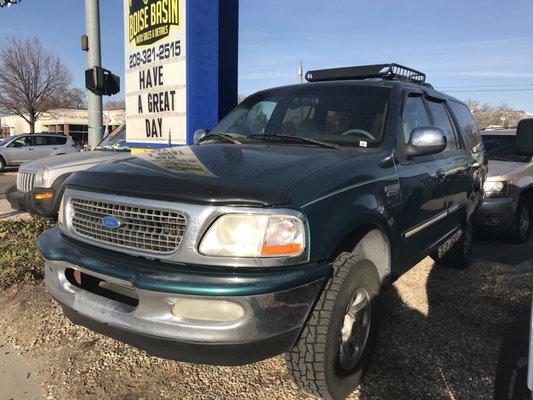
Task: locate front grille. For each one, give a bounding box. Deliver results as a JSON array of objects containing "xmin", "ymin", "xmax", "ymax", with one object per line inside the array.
[
  {"xmin": 17, "ymin": 172, "xmax": 35, "ymax": 192},
  {"xmin": 69, "ymin": 197, "xmax": 187, "ymax": 254}
]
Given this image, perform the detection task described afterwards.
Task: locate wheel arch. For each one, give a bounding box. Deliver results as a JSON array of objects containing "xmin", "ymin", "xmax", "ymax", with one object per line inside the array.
[
  {"xmin": 519, "ymin": 185, "xmax": 533, "ymax": 203},
  {"xmin": 329, "ymin": 218, "xmax": 394, "ymax": 284}
]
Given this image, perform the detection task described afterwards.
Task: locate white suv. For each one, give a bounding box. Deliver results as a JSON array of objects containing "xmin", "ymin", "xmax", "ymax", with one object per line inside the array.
[{"xmin": 0, "ymin": 133, "xmax": 79, "ymax": 171}]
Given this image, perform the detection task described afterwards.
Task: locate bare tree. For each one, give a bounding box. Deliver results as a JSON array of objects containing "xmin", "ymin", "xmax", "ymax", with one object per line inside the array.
[
  {"xmin": 0, "ymin": 38, "xmax": 72, "ymax": 133},
  {"xmin": 62, "ymin": 88, "xmax": 87, "ymax": 109},
  {"xmin": 466, "ymin": 99, "xmax": 526, "ymax": 129},
  {"xmin": 104, "ymin": 99, "xmax": 125, "ymax": 110}
]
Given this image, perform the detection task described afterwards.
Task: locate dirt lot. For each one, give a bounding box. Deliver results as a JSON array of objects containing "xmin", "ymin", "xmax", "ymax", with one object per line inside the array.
[{"xmin": 0, "ymin": 236, "xmax": 531, "ymax": 400}]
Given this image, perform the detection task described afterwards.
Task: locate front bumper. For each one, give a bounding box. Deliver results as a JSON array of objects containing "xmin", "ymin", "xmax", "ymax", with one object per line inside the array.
[
  {"xmin": 6, "ymin": 185, "xmax": 59, "ymax": 218},
  {"xmin": 38, "ymin": 228, "xmax": 331, "ymax": 365},
  {"xmin": 478, "ymin": 197, "xmax": 517, "ymax": 229}
]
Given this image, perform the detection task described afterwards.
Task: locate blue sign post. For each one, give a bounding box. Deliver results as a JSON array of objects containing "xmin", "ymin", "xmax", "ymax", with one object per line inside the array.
[{"xmin": 124, "ymin": 0, "xmax": 238, "ymax": 150}]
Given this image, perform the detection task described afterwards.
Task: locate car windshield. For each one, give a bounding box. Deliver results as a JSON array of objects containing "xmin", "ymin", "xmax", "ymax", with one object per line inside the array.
[
  {"xmin": 0, "ymin": 138, "xmax": 11, "ymax": 146},
  {"xmin": 211, "ymin": 85, "xmax": 390, "ymax": 148},
  {"xmin": 482, "ymin": 134, "xmax": 531, "ymax": 163},
  {"xmin": 94, "ymin": 127, "xmax": 129, "ymax": 151}
]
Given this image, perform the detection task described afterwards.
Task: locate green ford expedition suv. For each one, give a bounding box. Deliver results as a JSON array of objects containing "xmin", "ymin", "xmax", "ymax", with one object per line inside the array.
[{"xmin": 38, "ymin": 64, "xmax": 489, "ymax": 400}]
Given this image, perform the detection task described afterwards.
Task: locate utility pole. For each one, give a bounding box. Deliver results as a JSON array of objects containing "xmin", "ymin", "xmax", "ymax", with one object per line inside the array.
[
  {"xmin": 84, "ymin": 0, "xmax": 103, "ymax": 149},
  {"xmin": 298, "ymin": 60, "xmax": 304, "ymax": 84}
]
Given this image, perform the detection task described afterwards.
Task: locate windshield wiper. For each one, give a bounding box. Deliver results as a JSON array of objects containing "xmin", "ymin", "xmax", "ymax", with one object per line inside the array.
[
  {"xmin": 198, "ymin": 133, "xmax": 241, "ymax": 145},
  {"xmin": 256, "ymin": 134, "xmax": 340, "ymax": 149}
]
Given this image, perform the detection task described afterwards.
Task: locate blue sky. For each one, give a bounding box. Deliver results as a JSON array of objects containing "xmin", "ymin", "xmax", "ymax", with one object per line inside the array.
[{"xmin": 1, "ymin": 0, "xmax": 533, "ymax": 110}]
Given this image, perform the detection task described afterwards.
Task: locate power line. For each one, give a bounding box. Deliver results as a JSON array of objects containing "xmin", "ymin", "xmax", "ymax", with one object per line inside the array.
[
  {"xmin": 438, "ymin": 83, "xmax": 533, "ymax": 89},
  {"xmin": 445, "ymin": 88, "xmax": 533, "ymax": 93}
]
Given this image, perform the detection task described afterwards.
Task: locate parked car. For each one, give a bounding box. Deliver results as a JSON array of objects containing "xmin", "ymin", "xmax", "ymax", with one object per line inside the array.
[
  {"xmin": 479, "ymin": 122, "xmax": 533, "ymax": 243},
  {"xmin": 38, "ymin": 64, "xmax": 496, "ymax": 400},
  {"xmin": 6, "ymin": 127, "xmax": 131, "ymax": 219},
  {"xmin": 493, "ymin": 297, "xmax": 532, "ymax": 400},
  {"xmin": 0, "ymin": 133, "xmax": 79, "ymax": 171}
]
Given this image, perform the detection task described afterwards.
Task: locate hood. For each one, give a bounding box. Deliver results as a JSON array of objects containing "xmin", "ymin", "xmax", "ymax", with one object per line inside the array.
[
  {"xmin": 486, "ymin": 160, "xmax": 529, "ymax": 181},
  {"xmin": 66, "ymin": 144, "xmax": 356, "ymax": 206},
  {"xmin": 20, "ymin": 150, "xmax": 131, "ymax": 172}
]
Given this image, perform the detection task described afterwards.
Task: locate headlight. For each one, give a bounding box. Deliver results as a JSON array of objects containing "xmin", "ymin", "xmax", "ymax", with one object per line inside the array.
[
  {"xmin": 199, "ymin": 214, "xmax": 306, "ymax": 258},
  {"xmin": 57, "ymin": 197, "xmax": 74, "ymax": 226},
  {"xmin": 484, "ymin": 181, "xmax": 510, "ymax": 198},
  {"xmin": 34, "ymin": 169, "xmax": 49, "ymax": 188}
]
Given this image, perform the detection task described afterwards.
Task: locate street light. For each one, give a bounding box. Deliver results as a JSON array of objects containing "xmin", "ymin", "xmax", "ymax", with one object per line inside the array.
[{"xmin": 0, "ymin": 0, "xmax": 22, "ymax": 7}]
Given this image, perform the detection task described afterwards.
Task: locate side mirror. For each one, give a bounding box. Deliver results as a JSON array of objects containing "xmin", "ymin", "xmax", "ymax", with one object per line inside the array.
[
  {"xmin": 406, "ymin": 126, "xmax": 447, "ymax": 158},
  {"xmin": 193, "ymin": 129, "xmax": 209, "ymax": 145},
  {"xmin": 516, "ymin": 118, "xmax": 533, "ymax": 156}
]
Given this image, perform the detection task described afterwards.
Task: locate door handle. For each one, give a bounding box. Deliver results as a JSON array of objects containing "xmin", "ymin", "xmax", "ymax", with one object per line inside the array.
[
  {"xmin": 435, "ymin": 169, "xmax": 447, "ymax": 182},
  {"xmin": 53, "ymin": 147, "xmax": 59, "ymax": 150},
  {"xmin": 28, "ymin": 148, "xmax": 35, "ymax": 151}
]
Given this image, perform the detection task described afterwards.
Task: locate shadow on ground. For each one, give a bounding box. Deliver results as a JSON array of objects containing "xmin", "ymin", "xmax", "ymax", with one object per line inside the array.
[{"xmin": 354, "ymin": 234, "xmax": 532, "ymax": 400}]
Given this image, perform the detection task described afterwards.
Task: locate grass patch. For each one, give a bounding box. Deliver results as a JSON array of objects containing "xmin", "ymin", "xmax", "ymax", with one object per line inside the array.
[{"xmin": 0, "ymin": 218, "xmax": 55, "ymax": 288}]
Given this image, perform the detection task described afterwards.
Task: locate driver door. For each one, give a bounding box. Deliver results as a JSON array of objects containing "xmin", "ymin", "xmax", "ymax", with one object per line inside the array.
[
  {"xmin": 4, "ymin": 136, "xmax": 32, "ymax": 164},
  {"xmin": 396, "ymin": 93, "xmax": 450, "ymax": 268}
]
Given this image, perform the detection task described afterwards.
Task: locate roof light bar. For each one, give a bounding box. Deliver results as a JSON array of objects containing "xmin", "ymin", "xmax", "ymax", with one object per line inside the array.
[{"xmin": 305, "ymin": 63, "xmax": 427, "ymax": 85}]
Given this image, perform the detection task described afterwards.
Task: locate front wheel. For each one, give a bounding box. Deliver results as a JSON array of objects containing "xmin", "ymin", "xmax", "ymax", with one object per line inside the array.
[
  {"xmin": 0, "ymin": 156, "xmax": 5, "ymax": 172},
  {"xmin": 511, "ymin": 199, "xmax": 532, "ymax": 244},
  {"xmin": 285, "ymin": 253, "xmax": 381, "ymax": 400}
]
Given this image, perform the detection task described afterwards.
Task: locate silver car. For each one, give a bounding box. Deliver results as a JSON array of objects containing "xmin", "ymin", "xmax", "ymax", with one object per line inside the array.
[
  {"xmin": 0, "ymin": 133, "xmax": 79, "ymax": 171},
  {"xmin": 479, "ymin": 125, "xmax": 533, "ymax": 243},
  {"xmin": 6, "ymin": 127, "xmax": 131, "ymax": 218}
]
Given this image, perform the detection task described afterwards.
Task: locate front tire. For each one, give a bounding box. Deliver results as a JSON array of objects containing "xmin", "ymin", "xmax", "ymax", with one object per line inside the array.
[
  {"xmin": 285, "ymin": 253, "xmax": 381, "ymax": 400},
  {"xmin": 511, "ymin": 199, "xmax": 532, "ymax": 244},
  {"xmin": 0, "ymin": 156, "xmax": 5, "ymax": 172}
]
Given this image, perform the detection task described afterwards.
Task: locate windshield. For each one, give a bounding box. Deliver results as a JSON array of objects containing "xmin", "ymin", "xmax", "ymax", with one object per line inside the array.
[
  {"xmin": 0, "ymin": 137, "xmax": 11, "ymax": 146},
  {"xmin": 94, "ymin": 126, "xmax": 129, "ymax": 151},
  {"xmin": 211, "ymin": 85, "xmax": 390, "ymax": 148},
  {"xmin": 482, "ymin": 134, "xmax": 531, "ymax": 163}
]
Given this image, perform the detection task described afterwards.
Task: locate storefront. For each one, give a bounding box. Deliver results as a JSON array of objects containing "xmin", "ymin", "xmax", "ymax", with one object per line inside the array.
[{"xmin": 0, "ymin": 108, "xmax": 125, "ymax": 145}]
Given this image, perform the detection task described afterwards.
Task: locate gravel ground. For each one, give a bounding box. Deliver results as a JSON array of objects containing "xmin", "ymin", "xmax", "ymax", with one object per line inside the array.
[{"xmin": 0, "ymin": 239, "xmax": 531, "ymax": 400}]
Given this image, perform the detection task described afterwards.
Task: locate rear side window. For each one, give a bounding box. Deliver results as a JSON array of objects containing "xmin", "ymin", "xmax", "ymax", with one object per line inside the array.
[
  {"xmin": 53, "ymin": 136, "xmax": 68, "ymax": 145},
  {"xmin": 402, "ymin": 96, "xmax": 430, "ymax": 143},
  {"xmin": 427, "ymin": 100, "xmax": 458, "ymax": 151},
  {"xmin": 449, "ymin": 102, "xmax": 482, "ymax": 153},
  {"xmin": 31, "ymin": 136, "xmax": 48, "ymax": 146}
]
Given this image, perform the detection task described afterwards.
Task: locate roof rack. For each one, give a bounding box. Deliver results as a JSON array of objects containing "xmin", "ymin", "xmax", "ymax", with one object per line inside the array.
[{"xmin": 305, "ymin": 63, "xmax": 430, "ymax": 87}]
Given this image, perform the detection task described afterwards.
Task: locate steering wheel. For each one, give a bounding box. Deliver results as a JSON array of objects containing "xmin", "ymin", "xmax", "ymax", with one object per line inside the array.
[{"xmin": 341, "ymin": 129, "xmax": 374, "ymax": 140}]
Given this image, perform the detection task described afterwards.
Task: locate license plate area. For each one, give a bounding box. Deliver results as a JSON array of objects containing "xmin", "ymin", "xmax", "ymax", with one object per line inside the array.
[{"xmin": 64, "ymin": 268, "xmax": 139, "ymax": 308}]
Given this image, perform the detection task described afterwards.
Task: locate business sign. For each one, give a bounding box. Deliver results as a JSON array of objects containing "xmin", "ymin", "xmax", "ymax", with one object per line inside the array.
[
  {"xmin": 124, "ymin": 0, "xmax": 239, "ymax": 149},
  {"xmin": 124, "ymin": 0, "xmax": 186, "ymax": 146}
]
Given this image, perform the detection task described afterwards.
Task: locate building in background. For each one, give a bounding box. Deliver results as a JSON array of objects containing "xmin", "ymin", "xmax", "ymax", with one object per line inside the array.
[{"xmin": 0, "ymin": 108, "xmax": 125, "ymax": 146}]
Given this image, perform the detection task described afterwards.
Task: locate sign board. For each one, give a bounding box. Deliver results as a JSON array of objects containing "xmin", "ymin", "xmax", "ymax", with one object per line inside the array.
[{"xmin": 124, "ymin": 0, "xmax": 238, "ymax": 149}]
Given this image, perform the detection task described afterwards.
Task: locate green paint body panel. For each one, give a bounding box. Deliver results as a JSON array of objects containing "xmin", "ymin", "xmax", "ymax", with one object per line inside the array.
[{"xmin": 38, "ymin": 228, "xmax": 333, "ymax": 297}]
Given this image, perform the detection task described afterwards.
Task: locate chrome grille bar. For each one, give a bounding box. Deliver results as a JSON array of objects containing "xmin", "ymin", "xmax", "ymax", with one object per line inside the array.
[
  {"xmin": 17, "ymin": 172, "xmax": 35, "ymax": 192},
  {"xmin": 69, "ymin": 197, "xmax": 187, "ymax": 254}
]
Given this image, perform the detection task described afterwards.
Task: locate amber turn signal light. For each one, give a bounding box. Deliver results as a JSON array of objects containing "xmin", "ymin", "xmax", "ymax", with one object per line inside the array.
[{"xmin": 33, "ymin": 192, "xmax": 54, "ymax": 200}]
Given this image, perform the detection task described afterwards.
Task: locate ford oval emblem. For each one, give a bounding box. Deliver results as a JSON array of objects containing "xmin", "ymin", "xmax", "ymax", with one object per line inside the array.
[{"xmin": 101, "ymin": 216, "xmax": 122, "ymax": 230}]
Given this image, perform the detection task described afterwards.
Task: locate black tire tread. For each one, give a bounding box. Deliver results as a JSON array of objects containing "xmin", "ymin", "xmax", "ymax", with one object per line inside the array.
[
  {"xmin": 511, "ymin": 198, "xmax": 532, "ymax": 244},
  {"xmin": 285, "ymin": 252, "xmax": 362, "ymax": 400}
]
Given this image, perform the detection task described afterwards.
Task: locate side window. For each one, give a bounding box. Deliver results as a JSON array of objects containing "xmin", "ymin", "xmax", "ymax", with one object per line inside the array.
[
  {"xmin": 402, "ymin": 95, "xmax": 430, "ymax": 143},
  {"xmin": 46, "ymin": 136, "xmax": 67, "ymax": 146},
  {"xmin": 31, "ymin": 136, "xmax": 48, "ymax": 146},
  {"xmin": 10, "ymin": 137, "xmax": 30, "ymax": 148},
  {"xmin": 426, "ymin": 100, "xmax": 458, "ymax": 151},
  {"xmin": 449, "ymin": 101, "xmax": 483, "ymax": 153}
]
